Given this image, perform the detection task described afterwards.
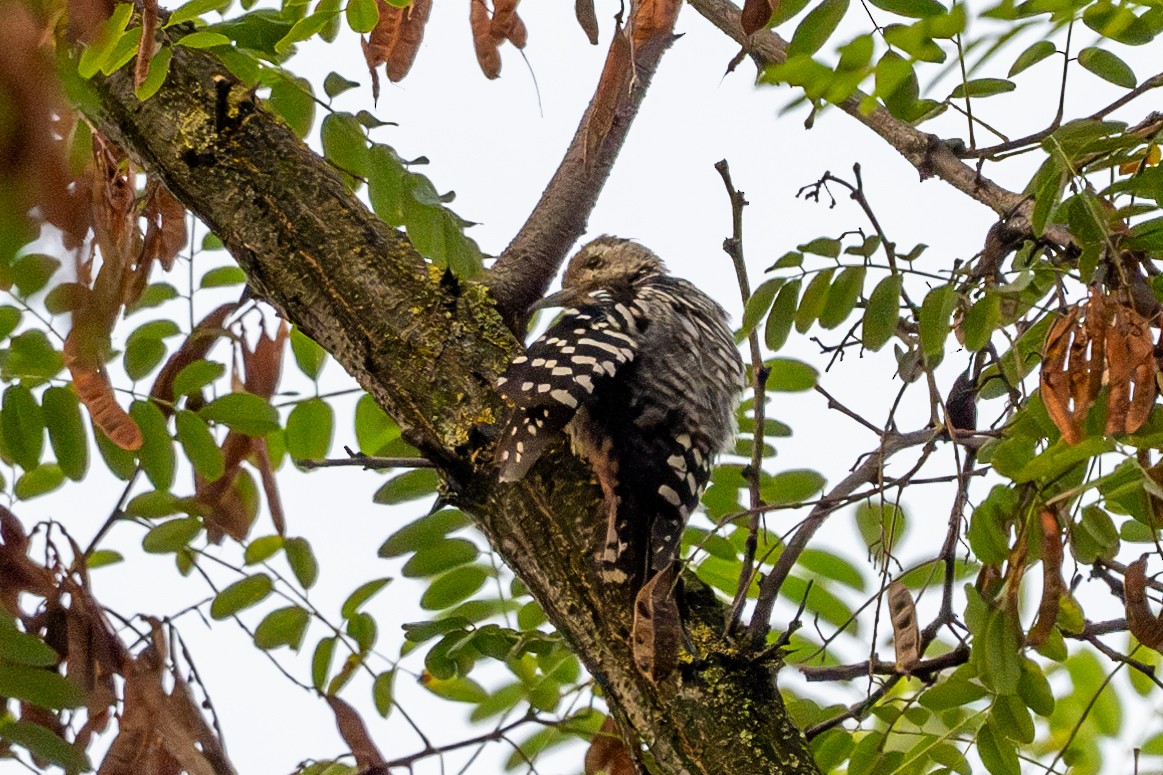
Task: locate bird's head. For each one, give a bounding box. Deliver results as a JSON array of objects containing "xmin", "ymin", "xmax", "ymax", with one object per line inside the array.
[{"xmin": 536, "ymin": 236, "xmax": 666, "ymax": 310}]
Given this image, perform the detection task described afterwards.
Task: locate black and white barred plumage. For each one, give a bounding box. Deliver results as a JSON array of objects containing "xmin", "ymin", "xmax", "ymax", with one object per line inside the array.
[{"xmin": 496, "ymin": 237, "xmax": 745, "ymax": 585}]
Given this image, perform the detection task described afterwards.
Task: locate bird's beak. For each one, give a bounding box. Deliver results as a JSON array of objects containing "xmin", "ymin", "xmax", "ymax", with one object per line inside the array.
[{"xmin": 532, "ymin": 288, "xmax": 582, "ymax": 311}]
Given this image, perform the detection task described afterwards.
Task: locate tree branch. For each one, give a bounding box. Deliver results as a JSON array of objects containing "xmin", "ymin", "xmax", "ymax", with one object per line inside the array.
[
  {"xmin": 687, "ymin": 0, "xmax": 1073, "ymax": 248},
  {"xmin": 85, "ymin": 32, "xmax": 818, "ymax": 775},
  {"xmin": 486, "ymin": 16, "xmax": 679, "ymax": 330}
]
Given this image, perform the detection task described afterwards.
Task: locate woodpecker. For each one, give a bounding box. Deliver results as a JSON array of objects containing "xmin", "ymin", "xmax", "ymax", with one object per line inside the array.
[{"xmin": 495, "ymin": 236, "xmax": 745, "ymax": 585}]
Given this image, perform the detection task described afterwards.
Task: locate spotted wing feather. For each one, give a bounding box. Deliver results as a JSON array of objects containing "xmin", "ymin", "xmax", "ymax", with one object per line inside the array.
[{"xmin": 495, "ymin": 291, "xmax": 641, "ymax": 482}]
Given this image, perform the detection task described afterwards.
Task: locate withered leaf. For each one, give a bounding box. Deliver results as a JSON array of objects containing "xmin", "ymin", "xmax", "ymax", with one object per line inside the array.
[
  {"xmin": 141, "ymin": 183, "xmax": 187, "ymax": 273},
  {"xmin": 150, "ymin": 302, "xmax": 238, "ymax": 413},
  {"xmin": 629, "ymin": 0, "xmax": 681, "ymax": 50},
  {"xmin": 1125, "ymin": 556, "xmax": 1163, "ymax": 650},
  {"xmin": 740, "ymin": 0, "xmax": 777, "ymax": 37},
  {"xmin": 584, "ymin": 716, "xmax": 636, "ymax": 775},
  {"xmin": 575, "ymin": 0, "xmax": 599, "ymax": 44},
  {"xmin": 1106, "ymin": 303, "xmax": 1156, "ymax": 437},
  {"xmin": 1026, "ymin": 510, "xmax": 1063, "ymax": 647},
  {"xmin": 470, "ymin": 0, "xmax": 501, "ymax": 79},
  {"xmin": 197, "ymin": 431, "xmax": 254, "ymax": 544},
  {"xmin": 1039, "ymin": 308, "xmax": 1082, "ymax": 444},
  {"xmin": 133, "ymin": 0, "xmax": 159, "ymax": 90},
  {"xmin": 490, "ymin": 0, "xmax": 526, "ymax": 48},
  {"xmin": 364, "ymin": 0, "xmax": 432, "ymax": 83},
  {"xmin": 327, "ymin": 696, "xmax": 386, "ymax": 770},
  {"xmin": 66, "ymin": 332, "xmax": 142, "ymax": 451},
  {"xmin": 252, "ymin": 438, "xmax": 286, "ymax": 537},
  {"xmin": 887, "ymin": 580, "xmax": 919, "ymax": 671},
  {"xmin": 243, "ymin": 319, "xmax": 289, "ymax": 399},
  {"xmin": 630, "ymin": 563, "xmax": 680, "ymax": 682}
]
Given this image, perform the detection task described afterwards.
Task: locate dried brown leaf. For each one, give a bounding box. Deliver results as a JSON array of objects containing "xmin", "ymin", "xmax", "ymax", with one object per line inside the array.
[
  {"xmin": 387, "ymin": 0, "xmax": 432, "ymax": 81},
  {"xmin": 575, "ymin": 0, "xmax": 599, "ymax": 44},
  {"xmin": 1040, "ymin": 308, "xmax": 1082, "ymax": 444},
  {"xmin": 1126, "ymin": 556, "xmax": 1163, "ymax": 650},
  {"xmin": 141, "ymin": 184, "xmax": 187, "ymax": 273},
  {"xmin": 630, "ymin": 564, "xmax": 680, "ymax": 682},
  {"xmin": 66, "ymin": 332, "xmax": 143, "ymax": 451},
  {"xmin": 490, "ymin": 0, "xmax": 526, "ymax": 48},
  {"xmin": 150, "ymin": 303, "xmax": 238, "ymax": 412},
  {"xmin": 327, "ymin": 696, "xmax": 386, "ymax": 770},
  {"xmin": 243, "ymin": 319, "xmax": 289, "ymax": 399},
  {"xmin": 252, "ymin": 438, "xmax": 286, "ymax": 536},
  {"xmin": 584, "ymin": 716, "xmax": 636, "ymax": 775},
  {"xmin": 197, "ymin": 432, "xmax": 254, "ymax": 543},
  {"xmin": 629, "ymin": 0, "xmax": 681, "ymax": 49},
  {"xmin": 887, "ymin": 580, "xmax": 919, "ymax": 671},
  {"xmin": 1105, "ymin": 304, "xmax": 1154, "ymax": 436},
  {"xmin": 1026, "ymin": 510, "xmax": 1063, "ymax": 647},
  {"xmin": 0, "ymin": 507, "xmax": 57, "ymax": 615},
  {"xmin": 470, "ymin": 0, "xmax": 501, "ymax": 78},
  {"xmin": 134, "ymin": 0, "xmax": 159, "ymax": 89},
  {"xmin": 740, "ymin": 0, "xmax": 776, "ymax": 37}
]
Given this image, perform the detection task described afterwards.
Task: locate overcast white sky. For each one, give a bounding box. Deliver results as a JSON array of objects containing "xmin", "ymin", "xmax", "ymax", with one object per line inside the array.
[{"xmin": 18, "ymin": 0, "xmax": 1161, "ymax": 773}]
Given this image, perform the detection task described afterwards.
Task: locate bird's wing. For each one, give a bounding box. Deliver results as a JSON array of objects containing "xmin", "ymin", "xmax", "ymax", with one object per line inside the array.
[{"xmin": 495, "ymin": 290, "xmax": 642, "ymax": 482}]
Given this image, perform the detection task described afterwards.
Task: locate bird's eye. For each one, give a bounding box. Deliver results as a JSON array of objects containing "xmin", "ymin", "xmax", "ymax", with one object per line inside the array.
[{"xmin": 584, "ymin": 254, "xmax": 602, "ymax": 268}]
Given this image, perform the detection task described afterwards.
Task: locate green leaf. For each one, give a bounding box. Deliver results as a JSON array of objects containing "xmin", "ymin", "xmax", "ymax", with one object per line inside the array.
[
  {"xmin": 342, "ymin": 577, "xmax": 392, "ymax": 618},
  {"xmin": 1009, "ymin": 40, "xmax": 1055, "ymax": 76},
  {"xmin": 977, "ymin": 719, "xmax": 1020, "ymax": 775},
  {"xmin": 131, "ymin": 400, "xmax": 175, "ymax": 491},
  {"xmin": 795, "ymin": 268, "xmax": 835, "ymax": 334},
  {"xmin": 862, "ymin": 274, "xmax": 901, "ymax": 351},
  {"xmin": 286, "ymin": 398, "xmax": 334, "ymax": 461},
  {"xmin": 740, "ymin": 278, "xmax": 784, "ymax": 341},
  {"xmin": 124, "ymin": 490, "xmax": 185, "ymax": 518},
  {"xmin": 799, "ymin": 238, "xmax": 841, "ymax": 258},
  {"xmin": 290, "ymin": 326, "xmax": 328, "ymax": 380},
  {"xmin": 211, "ymin": 573, "xmax": 274, "ymax": 619},
  {"xmin": 373, "ymin": 468, "xmax": 440, "ymax": 505},
  {"xmin": 367, "ymin": 145, "xmax": 408, "ymax": 228},
  {"xmin": 773, "ymin": 0, "xmax": 813, "ymax": 25},
  {"xmin": 167, "ymin": 0, "xmax": 230, "ymax": 26},
  {"xmin": 312, "ymin": 636, "xmax": 336, "ymax": 692},
  {"xmin": 949, "ymin": 78, "xmax": 1016, "ymax": 98},
  {"xmin": 172, "ymin": 360, "xmax": 226, "ymax": 398},
  {"xmin": 0, "ymin": 625, "xmax": 59, "ymax": 667},
  {"xmin": 788, "ymin": 0, "xmax": 850, "ymax": 57},
  {"xmin": 819, "ymin": 265, "xmax": 865, "ymax": 329},
  {"xmin": 268, "ymin": 73, "xmax": 316, "ymax": 138},
  {"xmin": 354, "ymin": 393, "xmax": 401, "ymax": 456},
  {"xmin": 867, "ymin": 0, "xmax": 946, "ymax": 17},
  {"xmin": 14, "ymin": 464, "xmax": 65, "ymax": 500},
  {"xmin": 200, "ymin": 265, "xmax": 248, "ymax": 288},
  {"xmin": 124, "ymin": 336, "xmax": 167, "ymax": 382},
  {"xmin": 135, "ymin": 46, "xmax": 173, "ymax": 101},
  {"xmin": 1072, "ymin": 504, "xmax": 1118, "ymax": 564},
  {"xmin": 1077, "ymin": 46, "xmax": 1137, "ymax": 88},
  {"xmin": 346, "ymin": 0, "xmax": 380, "ymax": 31},
  {"xmin": 88, "ymin": 549, "xmax": 126, "ymax": 569},
  {"xmin": 175, "ymin": 410, "xmax": 225, "ymax": 481},
  {"xmin": 5, "ymin": 330, "xmax": 64, "ymax": 383},
  {"xmin": 0, "ymin": 306, "xmax": 21, "ymax": 341},
  {"xmin": 855, "ymin": 502, "xmax": 907, "ymax": 552},
  {"xmin": 143, "ymin": 517, "xmax": 203, "ymax": 553},
  {"xmin": 94, "ymin": 424, "xmax": 137, "ymax": 480},
  {"xmin": 285, "ymin": 537, "xmax": 319, "ymax": 589},
  {"xmin": 175, "ymin": 30, "xmax": 233, "ymax": 48},
  {"xmin": 1017, "ymin": 657, "xmax": 1055, "ymax": 716},
  {"xmin": 11, "ymin": 254, "xmax": 60, "ymax": 297},
  {"xmin": 321, "ymin": 112, "xmax": 370, "ymax": 177},
  {"xmin": 765, "ymin": 279, "xmax": 801, "ymax": 351},
  {"xmin": 765, "ymin": 357, "xmax": 818, "ymax": 391},
  {"xmin": 244, "ymin": 534, "xmax": 285, "ymax": 564},
  {"xmin": 372, "ymin": 669, "xmax": 395, "ymax": 717},
  {"xmin": 963, "ymin": 292, "xmax": 1000, "ymax": 351},
  {"xmin": 77, "ymin": 3, "xmax": 133, "ymax": 79},
  {"xmin": 1, "ymin": 721, "xmax": 90, "ymax": 772},
  {"xmin": 275, "ymin": 10, "xmax": 336, "ymax": 53},
  {"xmin": 421, "ymin": 565, "xmax": 489, "ymax": 610},
  {"xmin": 761, "ymin": 469, "xmax": 826, "ymax": 504},
  {"xmin": 42, "ymin": 387, "xmax": 87, "ymax": 481},
  {"xmin": 403, "ymin": 538, "xmax": 480, "ymax": 578},
  {"xmin": 253, "ymin": 605, "xmax": 310, "ymax": 650},
  {"xmin": 2, "ymin": 385, "xmax": 44, "ymax": 470},
  {"xmin": 918, "ymin": 284, "xmax": 956, "ymax": 367},
  {"xmin": 379, "ymin": 509, "xmax": 470, "ymax": 558},
  {"xmin": 200, "ymin": 392, "xmax": 280, "ymax": 436}
]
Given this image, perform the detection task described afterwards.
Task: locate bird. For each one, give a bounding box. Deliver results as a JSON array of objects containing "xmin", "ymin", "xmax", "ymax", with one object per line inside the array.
[{"xmin": 494, "ymin": 236, "xmax": 745, "ymax": 588}]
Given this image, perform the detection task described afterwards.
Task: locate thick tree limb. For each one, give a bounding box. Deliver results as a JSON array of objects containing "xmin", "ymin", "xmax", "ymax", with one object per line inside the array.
[
  {"xmin": 85, "ymin": 37, "xmax": 818, "ymax": 775},
  {"xmin": 687, "ymin": 0, "xmax": 1074, "ymax": 248},
  {"xmin": 486, "ymin": 23, "xmax": 677, "ymax": 330}
]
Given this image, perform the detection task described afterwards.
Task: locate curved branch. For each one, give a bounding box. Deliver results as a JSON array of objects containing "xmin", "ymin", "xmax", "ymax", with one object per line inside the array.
[
  {"xmin": 486, "ymin": 18, "xmax": 678, "ymax": 330},
  {"xmin": 85, "ymin": 35, "xmax": 818, "ymax": 775},
  {"xmin": 687, "ymin": 0, "xmax": 1073, "ymax": 247}
]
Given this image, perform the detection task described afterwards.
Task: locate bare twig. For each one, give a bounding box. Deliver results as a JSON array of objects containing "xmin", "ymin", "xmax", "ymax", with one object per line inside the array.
[
  {"xmin": 715, "ymin": 159, "xmax": 771, "ymax": 634},
  {"xmin": 799, "ymin": 644, "xmax": 969, "ymax": 682},
  {"xmin": 746, "ymin": 428, "xmax": 938, "ymax": 645},
  {"xmin": 298, "ymin": 449, "xmax": 436, "ymax": 470}
]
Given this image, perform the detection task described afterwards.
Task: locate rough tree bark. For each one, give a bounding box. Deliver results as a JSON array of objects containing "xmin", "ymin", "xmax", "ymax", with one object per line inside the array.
[{"xmin": 83, "ymin": 32, "xmax": 821, "ymax": 775}]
